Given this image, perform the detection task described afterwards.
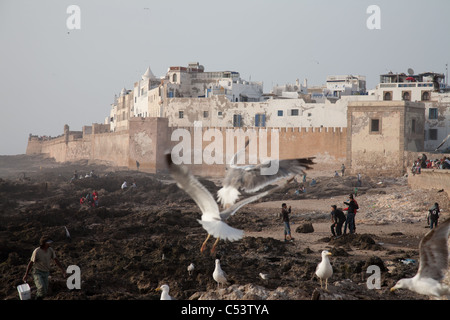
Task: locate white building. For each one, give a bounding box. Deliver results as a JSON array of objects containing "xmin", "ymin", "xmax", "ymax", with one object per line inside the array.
[
  {"xmin": 370, "ymin": 71, "xmax": 449, "ymax": 151},
  {"xmin": 324, "ymin": 75, "xmax": 366, "ymax": 97}
]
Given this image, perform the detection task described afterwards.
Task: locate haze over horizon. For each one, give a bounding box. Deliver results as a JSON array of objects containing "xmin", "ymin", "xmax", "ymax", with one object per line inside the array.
[{"xmin": 1, "ymin": 0, "xmax": 449, "ymax": 155}]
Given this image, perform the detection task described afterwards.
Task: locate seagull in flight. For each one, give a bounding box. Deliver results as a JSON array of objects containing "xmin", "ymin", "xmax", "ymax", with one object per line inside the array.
[
  {"xmin": 217, "ymin": 140, "xmax": 315, "ymax": 209},
  {"xmin": 165, "ymin": 152, "xmax": 288, "ymax": 253},
  {"xmin": 390, "ymin": 218, "xmax": 450, "ymax": 298}
]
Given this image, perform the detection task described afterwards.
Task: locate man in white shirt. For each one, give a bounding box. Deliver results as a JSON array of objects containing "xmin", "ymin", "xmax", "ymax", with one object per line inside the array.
[{"xmin": 23, "ymin": 236, "xmax": 66, "ymax": 299}]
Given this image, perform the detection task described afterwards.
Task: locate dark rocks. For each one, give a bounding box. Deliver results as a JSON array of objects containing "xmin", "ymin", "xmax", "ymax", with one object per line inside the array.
[{"xmin": 295, "ymin": 222, "xmax": 314, "ymax": 233}]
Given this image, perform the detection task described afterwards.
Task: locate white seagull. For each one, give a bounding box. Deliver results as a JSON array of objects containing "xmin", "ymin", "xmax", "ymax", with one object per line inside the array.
[
  {"xmin": 187, "ymin": 263, "xmax": 195, "ymax": 276},
  {"xmin": 259, "ymin": 272, "xmax": 269, "ymax": 280},
  {"xmin": 64, "ymin": 226, "xmax": 71, "ymax": 241},
  {"xmin": 217, "ymin": 140, "xmax": 315, "ymax": 209},
  {"xmin": 390, "ymin": 218, "xmax": 450, "ymax": 298},
  {"xmin": 315, "ymin": 250, "xmax": 333, "ymax": 290},
  {"xmin": 213, "ymin": 259, "xmax": 228, "ymax": 289},
  {"xmin": 165, "ymin": 153, "xmax": 289, "ymax": 253},
  {"xmin": 156, "ymin": 284, "xmax": 173, "ymax": 300}
]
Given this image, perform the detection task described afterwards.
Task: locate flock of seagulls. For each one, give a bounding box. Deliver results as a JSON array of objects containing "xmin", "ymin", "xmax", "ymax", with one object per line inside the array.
[{"xmin": 161, "ymin": 144, "xmax": 450, "ymax": 300}]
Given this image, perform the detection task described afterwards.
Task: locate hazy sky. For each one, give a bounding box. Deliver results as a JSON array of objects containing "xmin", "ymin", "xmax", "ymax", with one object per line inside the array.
[{"xmin": 1, "ymin": 0, "xmax": 449, "ymax": 155}]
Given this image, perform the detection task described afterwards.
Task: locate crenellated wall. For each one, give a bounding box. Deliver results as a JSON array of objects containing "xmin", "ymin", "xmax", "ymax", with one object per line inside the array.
[{"xmin": 26, "ymin": 118, "xmax": 347, "ymax": 176}]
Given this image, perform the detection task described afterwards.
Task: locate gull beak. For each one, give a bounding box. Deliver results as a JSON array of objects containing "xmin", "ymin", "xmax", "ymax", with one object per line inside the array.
[
  {"xmin": 390, "ymin": 287, "xmax": 396, "ymax": 292},
  {"xmin": 155, "ymin": 287, "xmax": 161, "ymax": 292},
  {"xmin": 327, "ymin": 252, "xmax": 332, "ymax": 256}
]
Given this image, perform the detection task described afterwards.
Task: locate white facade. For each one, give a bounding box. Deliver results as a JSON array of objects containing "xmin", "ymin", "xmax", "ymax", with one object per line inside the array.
[
  {"xmin": 163, "ymin": 95, "xmax": 371, "ymax": 129},
  {"xmin": 325, "ymin": 75, "xmax": 366, "ymax": 97},
  {"xmin": 370, "ymin": 71, "xmax": 450, "ymax": 151}
]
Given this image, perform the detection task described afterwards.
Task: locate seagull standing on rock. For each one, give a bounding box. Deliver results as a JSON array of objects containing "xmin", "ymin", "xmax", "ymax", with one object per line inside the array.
[
  {"xmin": 156, "ymin": 284, "xmax": 173, "ymax": 300},
  {"xmin": 213, "ymin": 259, "xmax": 228, "ymax": 289},
  {"xmin": 315, "ymin": 250, "xmax": 333, "ymax": 290},
  {"xmin": 187, "ymin": 263, "xmax": 195, "ymax": 276},
  {"xmin": 390, "ymin": 218, "xmax": 450, "ymax": 298}
]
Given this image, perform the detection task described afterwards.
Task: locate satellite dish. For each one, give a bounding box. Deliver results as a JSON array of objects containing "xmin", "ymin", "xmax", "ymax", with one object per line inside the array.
[{"xmin": 407, "ymin": 68, "xmax": 414, "ymax": 75}]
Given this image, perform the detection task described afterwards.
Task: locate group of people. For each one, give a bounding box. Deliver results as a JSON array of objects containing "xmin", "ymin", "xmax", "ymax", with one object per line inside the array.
[
  {"xmin": 412, "ymin": 153, "xmax": 450, "ymax": 174},
  {"xmin": 330, "ymin": 194, "xmax": 359, "ymax": 237},
  {"xmin": 280, "ymin": 193, "xmax": 359, "ymax": 242},
  {"xmin": 79, "ymin": 190, "xmax": 99, "ymax": 208}
]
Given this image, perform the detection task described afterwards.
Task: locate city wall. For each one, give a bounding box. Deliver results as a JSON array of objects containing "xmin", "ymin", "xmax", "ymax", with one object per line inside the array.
[
  {"xmin": 26, "ymin": 118, "xmax": 347, "ymax": 177},
  {"xmin": 408, "ymin": 169, "xmax": 450, "ymax": 198}
]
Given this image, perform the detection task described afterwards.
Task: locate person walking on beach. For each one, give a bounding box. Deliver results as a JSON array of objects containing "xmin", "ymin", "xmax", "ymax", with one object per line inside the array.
[
  {"xmin": 23, "ymin": 235, "xmax": 66, "ymax": 299},
  {"xmin": 341, "ymin": 164, "xmax": 346, "ymax": 177},
  {"xmin": 281, "ymin": 203, "xmax": 293, "ymax": 242}
]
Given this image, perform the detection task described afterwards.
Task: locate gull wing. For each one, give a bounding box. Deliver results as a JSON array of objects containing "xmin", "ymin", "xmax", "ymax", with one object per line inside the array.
[
  {"xmin": 417, "ymin": 218, "xmax": 450, "ymax": 281},
  {"xmin": 165, "ymin": 153, "xmax": 220, "ymax": 219},
  {"xmin": 219, "ymin": 183, "xmax": 286, "ymax": 221},
  {"xmin": 238, "ymin": 157, "xmax": 315, "ymax": 193}
]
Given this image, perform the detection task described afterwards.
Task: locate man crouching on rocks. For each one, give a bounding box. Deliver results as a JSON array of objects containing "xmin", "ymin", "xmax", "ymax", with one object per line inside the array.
[{"xmin": 23, "ymin": 235, "xmax": 66, "ymax": 299}]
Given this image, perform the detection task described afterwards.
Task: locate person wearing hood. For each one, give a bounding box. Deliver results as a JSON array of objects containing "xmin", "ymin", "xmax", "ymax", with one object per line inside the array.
[{"xmin": 428, "ymin": 203, "xmax": 440, "ymax": 229}]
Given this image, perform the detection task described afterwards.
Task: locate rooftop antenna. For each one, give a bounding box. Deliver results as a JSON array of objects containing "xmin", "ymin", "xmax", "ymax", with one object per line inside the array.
[{"xmin": 446, "ymin": 63, "xmax": 448, "ymax": 87}]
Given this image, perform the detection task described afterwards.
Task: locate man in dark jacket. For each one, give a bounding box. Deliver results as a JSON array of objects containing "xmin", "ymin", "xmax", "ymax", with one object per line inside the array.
[
  {"xmin": 428, "ymin": 202, "xmax": 440, "ymax": 229},
  {"xmin": 281, "ymin": 203, "xmax": 292, "ymax": 242},
  {"xmin": 330, "ymin": 205, "xmax": 346, "ymax": 237},
  {"xmin": 343, "ymin": 194, "xmax": 358, "ymax": 234}
]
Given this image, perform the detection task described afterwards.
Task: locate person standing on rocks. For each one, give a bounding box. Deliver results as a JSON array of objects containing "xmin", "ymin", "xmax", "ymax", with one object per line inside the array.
[
  {"xmin": 281, "ymin": 203, "xmax": 293, "ymax": 242},
  {"xmin": 23, "ymin": 235, "xmax": 66, "ymax": 299},
  {"xmin": 330, "ymin": 205, "xmax": 346, "ymax": 238},
  {"xmin": 343, "ymin": 194, "xmax": 358, "ymax": 235}
]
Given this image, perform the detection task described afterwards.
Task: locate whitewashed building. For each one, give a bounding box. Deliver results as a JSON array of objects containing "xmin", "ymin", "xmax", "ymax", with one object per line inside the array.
[{"xmin": 370, "ymin": 71, "xmax": 449, "ymax": 151}]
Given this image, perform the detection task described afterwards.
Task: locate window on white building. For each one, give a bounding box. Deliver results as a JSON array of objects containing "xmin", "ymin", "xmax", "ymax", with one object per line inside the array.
[
  {"xmin": 203, "ymin": 111, "xmax": 209, "ymax": 118},
  {"xmin": 428, "ymin": 129, "xmax": 438, "ymax": 140},
  {"xmin": 255, "ymin": 114, "xmax": 266, "ymax": 127},
  {"xmin": 277, "ymin": 110, "xmax": 283, "ymax": 116},
  {"xmin": 429, "ymin": 108, "xmax": 438, "ymax": 120},
  {"xmin": 422, "ymin": 91, "xmax": 430, "ymax": 101},
  {"xmin": 402, "ymin": 91, "xmax": 411, "ymax": 101},
  {"xmin": 179, "ymin": 111, "xmax": 184, "ymax": 119},
  {"xmin": 383, "ymin": 91, "xmax": 392, "ymax": 101},
  {"xmin": 233, "ymin": 114, "xmax": 242, "ymax": 127},
  {"xmin": 291, "ymin": 109, "xmax": 299, "ymax": 116}
]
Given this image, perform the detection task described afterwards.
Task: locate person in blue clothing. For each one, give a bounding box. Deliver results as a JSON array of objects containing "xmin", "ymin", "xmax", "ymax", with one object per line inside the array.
[{"xmin": 281, "ymin": 203, "xmax": 293, "ymax": 242}]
